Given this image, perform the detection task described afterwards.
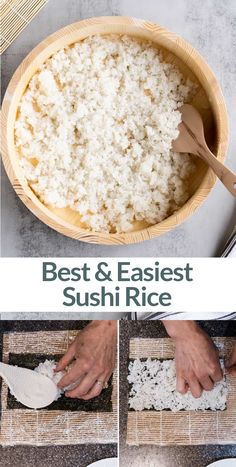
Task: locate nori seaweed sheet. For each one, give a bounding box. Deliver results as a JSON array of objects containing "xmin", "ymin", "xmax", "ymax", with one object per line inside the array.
[{"xmin": 7, "ymin": 353, "xmax": 113, "ymax": 412}]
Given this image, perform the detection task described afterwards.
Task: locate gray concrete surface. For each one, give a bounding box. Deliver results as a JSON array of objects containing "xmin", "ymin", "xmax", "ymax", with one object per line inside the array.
[{"xmin": 1, "ymin": 0, "xmax": 236, "ymax": 257}]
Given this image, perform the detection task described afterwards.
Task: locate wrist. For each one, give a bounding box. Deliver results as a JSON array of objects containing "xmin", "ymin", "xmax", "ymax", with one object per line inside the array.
[
  {"xmin": 89, "ymin": 320, "xmax": 117, "ymax": 332},
  {"xmin": 162, "ymin": 320, "xmax": 199, "ymax": 340}
]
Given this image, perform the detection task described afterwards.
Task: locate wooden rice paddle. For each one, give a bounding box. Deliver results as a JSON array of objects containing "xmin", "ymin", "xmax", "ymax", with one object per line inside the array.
[{"xmin": 172, "ymin": 104, "xmax": 236, "ymax": 197}]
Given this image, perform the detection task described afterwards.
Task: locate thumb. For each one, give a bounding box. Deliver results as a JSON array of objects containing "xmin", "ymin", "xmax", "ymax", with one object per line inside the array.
[{"xmin": 55, "ymin": 341, "xmax": 76, "ymax": 372}]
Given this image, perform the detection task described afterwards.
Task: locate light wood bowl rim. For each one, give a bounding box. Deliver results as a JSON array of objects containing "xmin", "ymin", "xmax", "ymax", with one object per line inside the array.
[{"xmin": 1, "ymin": 16, "xmax": 228, "ymax": 245}]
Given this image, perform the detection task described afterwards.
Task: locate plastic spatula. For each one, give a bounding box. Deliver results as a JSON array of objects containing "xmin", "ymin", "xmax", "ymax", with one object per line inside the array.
[{"xmin": 0, "ymin": 362, "xmax": 58, "ymax": 408}]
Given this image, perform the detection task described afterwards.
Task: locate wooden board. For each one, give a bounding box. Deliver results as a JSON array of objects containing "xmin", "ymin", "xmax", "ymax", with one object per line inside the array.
[
  {"xmin": 127, "ymin": 337, "xmax": 236, "ymax": 446},
  {"xmin": 1, "ymin": 16, "xmax": 228, "ymax": 244},
  {"xmin": 0, "ymin": 0, "xmax": 49, "ymax": 54},
  {"xmin": 0, "ymin": 330, "xmax": 117, "ymax": 446}
]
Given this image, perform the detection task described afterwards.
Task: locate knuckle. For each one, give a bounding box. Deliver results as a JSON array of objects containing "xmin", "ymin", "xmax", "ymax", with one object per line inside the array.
[
  {"xmin": 81, "ymin": 361, "xmax": 91, "ymax": 372},
  {"xmin": 178, "ymin": 373, "xmax": 185, "ymax": 382},
  {"xmin": 186, "ymin": 370, "xmax": 194, "ymax": 379},
  {"xmin": 96, "ymin": 363, "xmax": 105, "ymax": 374},
  {"xmin": 198, "ymin": 371, "xmax": 208, "ymax": 380}
]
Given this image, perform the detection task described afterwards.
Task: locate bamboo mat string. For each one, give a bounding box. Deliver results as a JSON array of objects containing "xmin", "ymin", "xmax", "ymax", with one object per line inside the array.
[{"xmin": 1, "ymin": 0, "xmax": 49, "ymax": 54}]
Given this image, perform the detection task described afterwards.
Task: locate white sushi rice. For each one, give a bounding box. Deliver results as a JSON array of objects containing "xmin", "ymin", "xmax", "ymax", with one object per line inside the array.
[
  {"xmin": 128, "ymin": 359, "xmax": 228, "ymax": 412},
  {"xmin": 15, "ymin": 34, "xmax": 196, "ymax": 233},
  {"xmin": 34, "ymin": 359, "xmax": 65, "ymax": 401}
]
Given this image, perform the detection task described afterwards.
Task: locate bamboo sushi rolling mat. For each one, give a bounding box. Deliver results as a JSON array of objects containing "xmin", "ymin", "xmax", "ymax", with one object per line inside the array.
[
  {"xmin": 127, "ymin": 337, "xmax": 236, "ymax": 446},
  {"xmin": 0, "ymin": 330, "xmax": 117, "ymax": 446},
  {"xmin": 0, "ymin": 0, "xmax": 49, "ymax": 54}
]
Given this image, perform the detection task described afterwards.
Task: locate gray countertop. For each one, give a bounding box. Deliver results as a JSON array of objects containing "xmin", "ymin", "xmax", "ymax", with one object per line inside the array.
[
  {"xmin": 119, "ymin": 320, "xmax": 236, "ymax": 467},
  {"xmin": 0, "ymin": 445, "xmax": 116, "ymax": 467},
  {"xmin": 1, "ymin": 0, "xmax": 236, "ymax": 257}
]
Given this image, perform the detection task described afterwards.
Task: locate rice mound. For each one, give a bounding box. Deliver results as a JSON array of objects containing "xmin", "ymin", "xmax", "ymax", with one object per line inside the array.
[
  {"xmin": 128, "ymin": 359, "xmax": 228, "ymax": 412},
  {"xmin": 15, "ymin": 35, "xmax": 195, "ymax": 233},
  {"xmin": 34, "ymin": 359, "xmax": 65, "ymax": 401}
]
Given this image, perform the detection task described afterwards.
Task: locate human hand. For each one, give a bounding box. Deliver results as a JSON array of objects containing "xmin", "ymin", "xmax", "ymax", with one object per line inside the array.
[
  {"xmin": 226, "ymin": 343, "xmax": 236, "ymax": 376},
  {"xmin": 163, "ymin": 321, "xmax": 223, "ymax": 398},
  {"xmin": 55, "ymin": 320, "xmax": 117, "ymax": 400}
]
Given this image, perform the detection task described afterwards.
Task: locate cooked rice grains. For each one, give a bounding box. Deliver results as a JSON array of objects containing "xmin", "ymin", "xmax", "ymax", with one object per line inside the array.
[
  {"xmin": 34, "ymin": 359, "xmax": 64, "ymax": 400},
  {"xmin": 128, "ymin": 359, "xmax": 228, "ymax": 412},
  {"xmin": 15, "ymin": 35, "xmax": 196, "ymax": 233}
]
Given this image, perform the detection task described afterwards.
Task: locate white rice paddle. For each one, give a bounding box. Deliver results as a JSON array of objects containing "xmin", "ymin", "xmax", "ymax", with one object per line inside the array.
[
  {"xmin": 172, "ymin": 104, "xmax": 236, "ymax": 197},
  {"xmin": 0, "ymin": 362, "xmax": 58, "ymax": 409}
]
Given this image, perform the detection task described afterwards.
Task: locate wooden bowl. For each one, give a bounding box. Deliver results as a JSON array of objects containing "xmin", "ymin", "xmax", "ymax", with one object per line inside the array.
[{"xmin": 1, "ymin": 16, "xmax": 228, "ymax": 245}]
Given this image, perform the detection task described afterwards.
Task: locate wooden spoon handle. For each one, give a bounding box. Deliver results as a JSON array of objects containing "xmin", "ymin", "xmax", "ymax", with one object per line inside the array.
[{"xmin": 197, "ymin": 147, "xmax": 236, "ymax": 197}]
